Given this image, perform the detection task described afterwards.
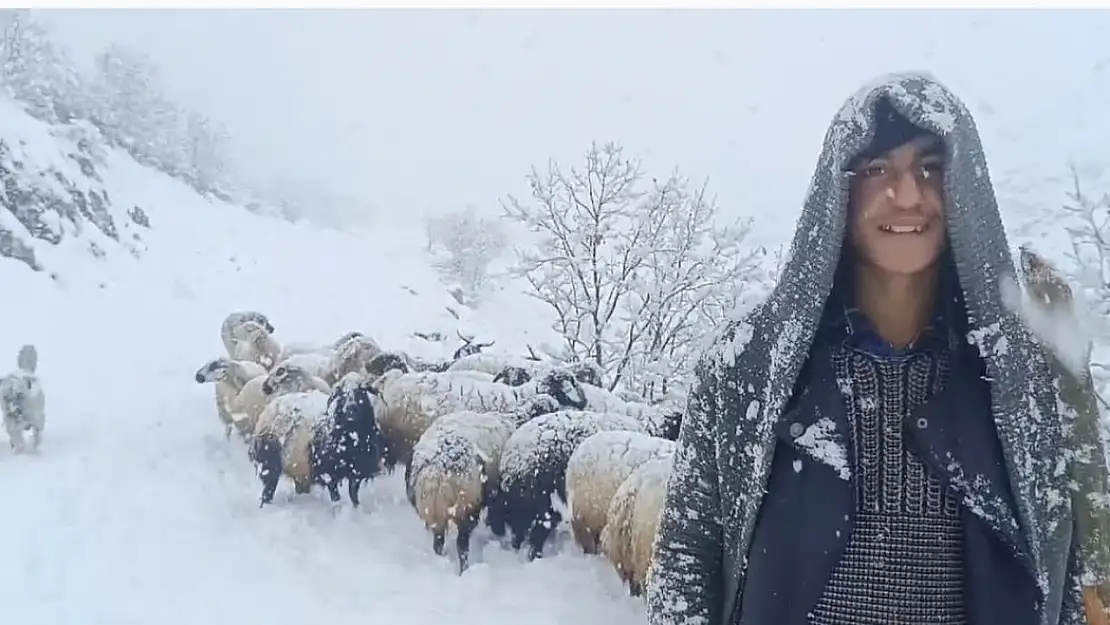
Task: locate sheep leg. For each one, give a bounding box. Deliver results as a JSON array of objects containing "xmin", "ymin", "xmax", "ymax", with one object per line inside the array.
[
  {"xmin": 456, "ymin": 512, "xmax": 479, "ymax": 574},
  {"xmin": 432, "ymin": 530, "xmax": 446, "ymax": 556},
  {"xmin": 29, "ymin": 427, "xmax": 41, "ymax": 452},
  {"xmin": 252, "ymin": 436, "xmax": 283, "ymax": 507},
  {"xmin": 347, "ymin": 479, "xmax": 363, "ymax": 508},
  {"xmin": 294, "ymin": 478, "xmax": 312, "ymax": 495},
  {"xmin": 526, "ymin": 509, "xmax": 562, "ymax": 561},
  {"xmin": 484, "ymin": 494, "xmax": 507, "ymax": 538},
  {"xmin": 628, "ymin": 578, "xmax": 643, "ymax": 597},
  {"xmin": 224, "ymin": 422, "xmax": 233, "ymax": 441},
  {"xmin": 325, "ymin": 481, "xmax": 341, "ymax": 503}
]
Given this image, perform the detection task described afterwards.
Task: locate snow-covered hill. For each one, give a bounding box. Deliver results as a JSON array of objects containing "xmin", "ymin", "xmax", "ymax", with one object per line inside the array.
[{"xmin": 0, "ymin": 97, "xmax": 646, "ymax": 625}]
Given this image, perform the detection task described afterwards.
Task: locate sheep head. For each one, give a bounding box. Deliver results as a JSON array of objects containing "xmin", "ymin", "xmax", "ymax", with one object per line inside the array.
[
  {"xmin": 332, "ymin": 331, "xmax": 366, "ymax": 350},
  {"xmin": 365, "ymin": 351, "xmax": 410, "ymax": 379},
  {"xmin": 538, "ymin": 369, "xmax": 587, "ymax": 410},
  {"xmin": 332, "ymin": 336, "xmax": 382, "ymax": 381},
  {"xmin": 234, "ymin": 311, "xmax": 274, "ymax": 334},
  {"xmin": 195, "ymin": 358, "xmax": 231, "ymax": 384},
  {"xmin": 262, "ymin": 363, "xmax": 318, "ymax": 395},
  {"xmin": 492, "ymin": 365, "xmax": 532, "ymax": 387}
]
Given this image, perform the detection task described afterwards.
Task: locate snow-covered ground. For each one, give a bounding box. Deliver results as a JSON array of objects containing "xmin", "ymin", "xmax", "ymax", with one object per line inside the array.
[{"xmin": 0, "ymin": 101, "xmax": 644, "ymax": 624}]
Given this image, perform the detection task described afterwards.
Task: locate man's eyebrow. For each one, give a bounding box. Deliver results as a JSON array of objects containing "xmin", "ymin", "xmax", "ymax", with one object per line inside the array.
[{"xmin": 917, "ymin": 137, "xmax": 945, "ymax": 157}]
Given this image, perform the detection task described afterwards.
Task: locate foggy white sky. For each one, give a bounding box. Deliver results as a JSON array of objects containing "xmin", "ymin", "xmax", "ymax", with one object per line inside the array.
[{"xmin": 37, "ymin": 9, "xmax": 1110, "ymax": 245}]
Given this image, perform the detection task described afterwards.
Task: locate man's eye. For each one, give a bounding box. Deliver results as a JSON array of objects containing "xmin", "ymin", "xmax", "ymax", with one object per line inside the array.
[{"xmin": 863, "ymin": 164, "xmax": 886, "ymax": 177}]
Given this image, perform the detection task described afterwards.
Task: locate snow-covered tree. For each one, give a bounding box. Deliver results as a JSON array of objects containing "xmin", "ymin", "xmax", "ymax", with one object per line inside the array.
[
  {"xmin": 90, "ymin": 44, "xmax": 187, "ymax": 175},
  {"xmin": 0, "ymin": 10, "xmax": 87, "ymax": 124},
  {"xmin": 425, "ymin": 206, "xmax": 508, "ymax": 306},
  {"xmin": 502, "ymin": 141, "xmax": 766, "ymax": 399},
  {"xmin": 1061, "ymin": 164, "xmax": 1110, "ymax": 391},
  {"xmin": 184, "ymin": 110, "xmax": 233, "ymax": 194}
]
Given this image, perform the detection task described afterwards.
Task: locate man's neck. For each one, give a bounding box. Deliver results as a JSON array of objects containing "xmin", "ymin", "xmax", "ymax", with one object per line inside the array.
[{"xmin": 854, "ymin": 264, "xmax": 940, "ymax": 348}]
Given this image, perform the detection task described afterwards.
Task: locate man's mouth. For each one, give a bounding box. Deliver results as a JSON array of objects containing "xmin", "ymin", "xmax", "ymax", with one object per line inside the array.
[{"xmin": 879, "ymin": 224, "xmax": 926, "ymax": 233}]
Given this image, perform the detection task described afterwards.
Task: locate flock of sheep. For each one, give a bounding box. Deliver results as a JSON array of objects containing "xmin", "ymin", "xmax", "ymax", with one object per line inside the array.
[{"xmin": 196, "ymin": 310, "xmax": 687, "ymax": 595}]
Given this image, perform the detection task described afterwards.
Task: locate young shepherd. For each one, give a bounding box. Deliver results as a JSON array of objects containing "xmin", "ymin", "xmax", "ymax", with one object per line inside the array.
[
  {"xmin": 0, "ymin": 345, "xmax": 46, "ymax": 454},
  {"xmin": 565, "ymin": 430, "xmax": 676, "ymax": 555},
  {"xmin": 599, "ymin": 454, "xmax": 675, "ymax": 597}
]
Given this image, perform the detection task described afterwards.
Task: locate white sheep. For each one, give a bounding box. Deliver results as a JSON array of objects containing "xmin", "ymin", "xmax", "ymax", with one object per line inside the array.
[
  {"xmin": 406, "ymin": 410, "xmax": 519, "ymax": 573},
  {"xmin": 579, "ymin": 382, "xmax": 683, "ymax": 441},
  {"xmin": 488, "ymin": 409, "xmax": 646, "ymax": 560},
  {"xmin": 375, "ymin": 367, "xmax": 587, "ymax": 470},
  {"xmin": 326, "ymin": 334, "xmax": 382, "ymax": 385},
  {"xmin": 193, "ymin": 357, "xmax": 268, "ymax": 440},
  {"xmin": 275, "ymin": 352, "xmax": 334, "ymax": 384},
  {"xmin": 249, "ymin": 389, "xmax": 330, "ymax": 504},
  {"xmin": 230, "ymin": 320, "xmax": 282, "ymax": 370},
  {"xmin": 220, "ymin": 311, "xmax": 274, "ymax": 357},
  {"xmin": 230, "ymin": 362, "xmax": 331, "ymax": 443},
  {"xmin": 599, "ymin": 454, "xmax": 675, "ymax": 596},
  {"xmin": 446, "ymin": 352, "xmax": 541, "ymax": 377},
  {"xmin": 565, "ymin": 430, "xmax": 675, "ymax": 555},
  {"xmin": 0, "ymin": 345, "xmax": 46, "ymax": 454}
]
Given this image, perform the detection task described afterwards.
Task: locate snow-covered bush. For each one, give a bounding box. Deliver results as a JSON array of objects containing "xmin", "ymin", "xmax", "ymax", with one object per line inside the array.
[
  {"xmin": 424, "ymin": 205, "xmax": 508, "ymax": 307},
  {"xmin": 501, "ymin": 140, "xmax": 767, "ymax": 401}
]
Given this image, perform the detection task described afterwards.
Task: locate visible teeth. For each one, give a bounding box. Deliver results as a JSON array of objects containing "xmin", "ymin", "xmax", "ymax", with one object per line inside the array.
[{"xmin": 881, "ymin": 225, "xmax": 923, "ymax": 233}]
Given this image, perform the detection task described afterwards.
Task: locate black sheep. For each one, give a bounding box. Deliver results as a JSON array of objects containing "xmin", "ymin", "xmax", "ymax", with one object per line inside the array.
[{"xmin": 310, "ymin": 373, "xmax": 383, "ymax": 506}]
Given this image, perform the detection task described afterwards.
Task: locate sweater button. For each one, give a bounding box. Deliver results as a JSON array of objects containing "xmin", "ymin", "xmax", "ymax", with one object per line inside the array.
[
  {"xmin": 916, "ymin": 417, "xmax": 928, "ymax": 429},
  {"xmin": 789, "ymin": 422, "xmax": 805, "ymax": 438}
]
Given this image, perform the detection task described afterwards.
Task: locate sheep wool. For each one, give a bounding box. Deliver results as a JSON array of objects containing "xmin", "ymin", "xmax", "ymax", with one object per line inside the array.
[
  {"xmin": 220, "ymin": 311, "xmax": 274, "ymax": 357},
  {"xmin": 251, "ymin": 390, "xmax": 330, "ymax": 501},
  {"xmin": 599, "ymin": 454, "xmax": 675, "ymax": 597},
  {"xmin": 578, "ymin": 382, "xmax": 678, "ymax": 440},
  {"xmin": 408, "ymin": 410, "xmax": 517, "ymax": 572},
  {"xmin": 194, "ymin": 358, "xmax": 268, "ymax": 440},
  {"xmin": 376, "ymin": 369, "xmax": 585, "ymax": 469},
  {"xmin": 566, "ymin": 431, "xmax": 676, "ymax": 555},
  {"xmin": 231, "ymin": 320, "xmax": 282, "ymax": 370},
  {"xmin": 491, "ymin": 409, "xmax": 645, "ymax": 560}
]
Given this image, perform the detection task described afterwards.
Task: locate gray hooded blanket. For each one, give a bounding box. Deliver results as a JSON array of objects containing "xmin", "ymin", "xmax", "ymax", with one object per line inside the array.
[{"xmin": 644, "ymin": 72, "xmax": 1109, "ymax": 625}]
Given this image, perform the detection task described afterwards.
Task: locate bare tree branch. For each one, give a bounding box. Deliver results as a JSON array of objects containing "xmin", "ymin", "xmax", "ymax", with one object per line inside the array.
[{"xmin": 502, "ymin": 140, "xmax": 769, "ymax": 401}]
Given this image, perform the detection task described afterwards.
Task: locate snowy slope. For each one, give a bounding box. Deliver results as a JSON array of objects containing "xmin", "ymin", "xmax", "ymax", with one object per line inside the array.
[{"xmin": 0, "ymin": 100, "xmax": 644, "ymax": 624}]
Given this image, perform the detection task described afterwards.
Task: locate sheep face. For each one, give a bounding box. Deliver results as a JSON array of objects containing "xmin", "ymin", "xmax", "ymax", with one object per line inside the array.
[
  {"xmin": 239, "ymin": 311, "xmax": 274, "ymax": 334},
  {"xmin": 365, "ymin": 352, "xmax": 410, "ymax": 379},
  {"xmin": 493, "ymin": 366, "xmax": 532, "ymax": 387},
  {"xmin": 537, "ymin": 369, "xmax": 587, "ymax": 410},
  {"xmin": 332, "ymin": 336, "xmax": 381, "ymax": 380},
  {"xmin": 332, "ymin": 331, "xmax": 365, "ymax": 350},
  {"xmin": 195, "ymin": 358, "xmax": 230, "ymax": 384},
  {"xmin": 261, "ymin": 363, "xmax": 316, "ymax": 395}
]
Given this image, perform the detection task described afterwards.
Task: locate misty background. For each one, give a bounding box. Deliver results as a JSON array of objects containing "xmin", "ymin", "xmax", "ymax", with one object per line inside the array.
[{"xmin": 35, "ymin": 8, "xmax": 1110, "ymax": 247}]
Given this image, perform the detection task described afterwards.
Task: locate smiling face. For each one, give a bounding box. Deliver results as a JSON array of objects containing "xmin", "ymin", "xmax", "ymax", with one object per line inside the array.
[{"xmin": 849, "ymin": 134, "xmax": 947, "ymax": 276}]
